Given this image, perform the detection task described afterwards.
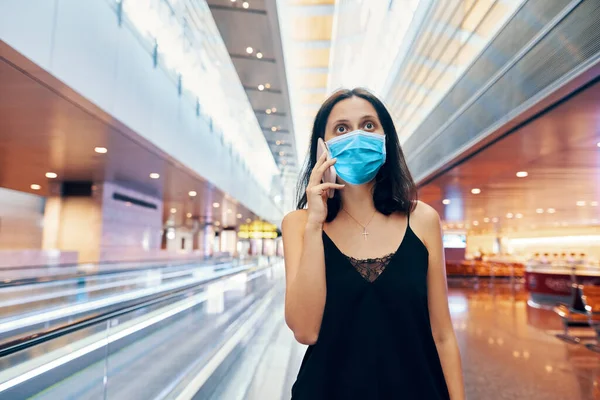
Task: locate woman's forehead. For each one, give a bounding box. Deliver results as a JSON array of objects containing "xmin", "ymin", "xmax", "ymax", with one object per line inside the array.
[{"xmin": 328, "ymin": 96, "xmax": 378, "ymax": 122}]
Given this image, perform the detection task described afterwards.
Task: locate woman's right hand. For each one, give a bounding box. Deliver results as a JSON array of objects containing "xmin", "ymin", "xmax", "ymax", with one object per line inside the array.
[{"xmin": 306, "ymin": 152, "xmax": 345, "ymax": 226}]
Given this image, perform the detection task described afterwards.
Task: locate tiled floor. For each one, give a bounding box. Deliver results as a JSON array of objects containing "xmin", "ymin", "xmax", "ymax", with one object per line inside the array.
[
  {"xmin": 247, "ymin": 280, "xmax": 600, "ymax": 400},
  {"xmin": 447, "ymin": 280, "xmax": 599, "ymax": 400}
]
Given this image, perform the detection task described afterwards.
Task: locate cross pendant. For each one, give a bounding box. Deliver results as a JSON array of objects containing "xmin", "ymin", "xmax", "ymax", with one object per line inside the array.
[{"xmin": 362, "ymin": 229, "xmax": 369, "ymax": 240}]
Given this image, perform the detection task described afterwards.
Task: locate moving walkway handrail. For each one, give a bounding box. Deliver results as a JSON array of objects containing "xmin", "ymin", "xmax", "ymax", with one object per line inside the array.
[
  {"xmin": 0, "ymin": 252, "xmax": 236, "ymax": 271},
  {"xmin": 0, "ymin": 256, "xmax": 250, "ymax": 288},
  {"xmin": 0, "ymin": 261, "xmax": 271, "ymax": 358}
]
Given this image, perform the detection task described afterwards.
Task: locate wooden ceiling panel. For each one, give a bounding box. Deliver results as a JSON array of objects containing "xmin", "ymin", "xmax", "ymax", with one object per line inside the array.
[
  {"xmin": 293, "ymin": 15, "xmax": 333, "ymax": 41},
  {"xmin": 295, "ymin": 48, "xmax": 331, "ymax": 68},
  {"xmin": 297, "ymin": 72, "xmax": 328, "ymax": 88},
  {"xmin": 462, "ymin": 0, "xmax": 495, "ymax": 33},
  {"xmin": 300, "ymin": 91, "xmax": 327, "ymax": 105},
  {"xmin": 475, "ymin": 1, "xmax": 511, "ymax": 37},
  {"xmin": 418, "ymin": 81, "xmax": 600, "ymax": 233}
]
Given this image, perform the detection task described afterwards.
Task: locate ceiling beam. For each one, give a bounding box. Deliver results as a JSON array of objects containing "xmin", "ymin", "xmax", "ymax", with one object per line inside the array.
[
  {"xmin": 208, "ymin": 4, "xmax": 267, "ymax": 15},
  {"xmin": 230, "ymin": 53, "xmax": 276, "ymax": 63},
  {"xmin": 244, "ymin": 86, "xmax": 282, "ymax": 94},
  {"xmin": 268, "ymin": 141, "xmax": 292, "ymax": 147},
  {"xmin": 261, "ymin": 127, "xmax": 290, "ymax": 134},
  {"xmin": 254, "ymin": 109, "xmax": 288, "ymax": 116}
]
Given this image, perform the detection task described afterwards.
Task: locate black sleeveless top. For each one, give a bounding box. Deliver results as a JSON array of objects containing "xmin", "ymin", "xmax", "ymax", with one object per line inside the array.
[{"xmin": 291, "ymin": 216, "xmax": 450, "ymax": 399}]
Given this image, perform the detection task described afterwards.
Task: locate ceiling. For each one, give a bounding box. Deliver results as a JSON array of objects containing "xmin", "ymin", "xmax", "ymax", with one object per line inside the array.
[
  {"xmin": 0, "ymin": 40, "xmax": 257, "ymax": 229},
  {"xmin": 385, "ymin": 0, "xmax": 525, "ymax": 142},
  {"xmin": 419, "ymin": 79, "xmax": 600, "ymax": 235},
  {"xmin": 207, "ymin": 0, "xmax": 300, "ymax": 171},
  {"xmin": 269, "ymin": 0, "xmax": 335, "ymax": 164}
]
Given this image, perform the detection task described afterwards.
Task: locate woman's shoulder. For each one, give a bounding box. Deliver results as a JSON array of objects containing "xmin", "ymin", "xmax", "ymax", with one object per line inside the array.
[
  {"xmin": 282, "ymin": 209, "xmax": 309, "ymax": 232},
  {"xmin": 408, "ymin": 201, "xmax": 442, "ymax": 247},
  {"xmin": 410, "ymin": 200, "xmax": 440, "ymax": 223}
]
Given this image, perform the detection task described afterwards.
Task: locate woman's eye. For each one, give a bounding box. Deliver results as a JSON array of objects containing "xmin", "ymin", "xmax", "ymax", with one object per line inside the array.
[
  {"xmin": 364, "ymin": 122, "xmax": 374, "ymax": 130},
  {"xmin": 336, "ymin": 126, "xmax": 346, "ymax": 134}
]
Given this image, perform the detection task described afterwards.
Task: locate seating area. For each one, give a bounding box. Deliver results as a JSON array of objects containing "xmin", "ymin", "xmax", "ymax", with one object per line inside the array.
[
  {"xmin": 554, "ymin": 283, "xmax": 600, "ymax": 353},
  {"xmin": 446, "ymin": 260, "xmax": 525, "ymax": 278}
]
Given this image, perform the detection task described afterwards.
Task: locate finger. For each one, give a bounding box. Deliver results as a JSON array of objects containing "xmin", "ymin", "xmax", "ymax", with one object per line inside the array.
[
  {"xmin": 317, "ymin": 157, "xmax": 337, "ymax": 174},
  {"xmin": 315, "ymin": 149, "xmax": 328, "ymax": 165},
  {"xmin": 309, "ymin": 182, "xmax": 345, "ymax": 194},
  {"xmin": 309, "ymin": 157, "xmax": 337, "ymax": 185},
  {"xmin": 308, "ymin": 154, "xmax": 331, "ymax": 185},
  {"xmin": 311, "ymin": 152, "xmax": 327, "ymax": 177}
]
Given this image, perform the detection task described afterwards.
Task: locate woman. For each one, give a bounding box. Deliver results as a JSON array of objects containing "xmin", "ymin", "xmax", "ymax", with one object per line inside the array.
[{"xmin": 282, "ymin": 88, "xmax": 465, "ymax": 399}]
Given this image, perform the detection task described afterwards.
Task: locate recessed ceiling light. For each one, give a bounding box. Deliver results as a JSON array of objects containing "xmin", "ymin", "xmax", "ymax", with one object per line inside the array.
[
  {"xmin": 271, "ymin": 107, "xmax": 277, "ymax": 112},
  {"xmin": 281, "ymin": 160, "xmax": 287, "ymax": 165},
  {"xmin": 597, "ymin": 142, "xmax": 600, "ymax": 147},
  {"xmin": 265, "ymin": 83, "xmax": 271, "ymax": 89},
  {"xmin": 492, "ymin": 217, "xmax": 499, "ymax": 222},
  {"xmin": 471, "ymin": 188, "xmax": 481, "ymax": 194},
  {"xmin": 246, "ymin": 46, "xmax": 253, "ymax": 54},
  {"xmin": 237, "ymin": 213, "xmax": 242, "ymax": 219},
  {"xmin": 516, "ymin": 171, "xmax": 528, "ymax": 178},
  {"xmin": 187, "ymin": 213, "xmax": 192, "ymax": 218},
  {"xmin": 45, "ymin": 172, "xmax": 58, "ymax": 179},
  {"xmin": 256, "ymin": 52, "xmax": 263, "ymax": 59},
  {"xmin": 547, "ymin": 208, "xmax": 556, "ymax": 214},
  {"xmin": 188, "ymin": 191, "xmax": 197, "ymax": 197},
  {"xmin": 258, "ymin": 84, "xmax": 265, "ymax": 91},
  {"xmin": 125, "ymin": 202, "xmax": 132, "ymax": 207},
  {"xmin": 266, "ymin": 109, "xmax": 272, "ymax": 114},
  {"xmin": 213, "ymin": 202, "xmax": 220, "ymax": 208},
  {"xmin": 242, "ymin": 1, "xmax": 249, "ymax": 8},
  {"xmin": 506, "ymin": 213, "xmax": 514, "ymax": 219},
  {"xmin": 442, "ymin": 199, "xmax": 451, "ymax": 205},
  {"xmin": 516, "ymin": 213, "xmax": 523, "ymax": 219},
  {"xmin": 95, "ymin": 147, "xmax": 107, "ymax": 154},
  {"xmin": 536, "ymin": 208, "xmax": 544, "ymax": 214},
  {"xmin": 170, "ymin": 208, "xmax": 177, "ymax": 213},
  {"xmin": 276, "ymin": 140, "xmax": 281, "ymax": 145},
  {"xmin": 30, "ymin": 184, "xmax": 41, "ymax": 190},
  {"xmin": 149, "ymin": 173, "xmax": 160, "ymax": 179},
  {"xmin": 246, "ymin": 218, "xmax": 251, "ymax": 223},
  {"xmin": 271, "ymin": 126, "xmax": 277, "ymax": 132},
  {"xmin": 279, "ymin": 151, "xmax": 285, "ymax": 156},
  {"xmin": 576, "ymin": 200, "xmax": 586, "ymax": 206},
  {"xmin": 483, "ymin": 217, "xmax": 490, "ymax": 223},
  {"xmin": 227, "ymin": 209, "xmax": 232, "ymax": 214},
  {"xmin": 215, "ymin": 221, "xmax": 221, "ymax": 226},
  {"xmin": 473, "ymin": 221, "xmax": 479, "ymax": 226},
  {"xmin": 591, "ymin": 201, "xmax": 598, "ymax": 206}
]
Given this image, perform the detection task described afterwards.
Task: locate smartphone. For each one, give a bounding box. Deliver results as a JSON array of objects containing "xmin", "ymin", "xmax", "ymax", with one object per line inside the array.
[{"xmin": 316, "ymin": 138, "xmax": 337, "ymax": 198}]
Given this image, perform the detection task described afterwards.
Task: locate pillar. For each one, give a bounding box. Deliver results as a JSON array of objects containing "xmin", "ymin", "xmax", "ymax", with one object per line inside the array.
[{"xmin": 42, "ymin": 181, "xmax": 163, "ymax": 263}]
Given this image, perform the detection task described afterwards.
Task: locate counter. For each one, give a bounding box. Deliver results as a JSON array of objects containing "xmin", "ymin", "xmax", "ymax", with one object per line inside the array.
[{"xmin": 525, "ymin": 266, "xmax": 600, "ymax": 306}]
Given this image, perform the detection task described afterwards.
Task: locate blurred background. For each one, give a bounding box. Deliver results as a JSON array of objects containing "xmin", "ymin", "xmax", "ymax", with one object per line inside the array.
[{"xmin": 0, "ymin": 0, "xmax": 598, "ymax": 399}]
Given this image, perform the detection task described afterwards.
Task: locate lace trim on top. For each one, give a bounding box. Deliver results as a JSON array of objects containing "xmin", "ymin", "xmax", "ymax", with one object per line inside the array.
[{"xmin": 346, "ymin": 253, "xmax": 395, "ymax": 282}]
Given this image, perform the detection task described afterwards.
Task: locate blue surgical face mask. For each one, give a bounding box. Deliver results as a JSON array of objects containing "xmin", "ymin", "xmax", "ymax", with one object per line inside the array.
[{"xmin": 326, "ymin": 130, "xmax": 386, "ymax": 185}]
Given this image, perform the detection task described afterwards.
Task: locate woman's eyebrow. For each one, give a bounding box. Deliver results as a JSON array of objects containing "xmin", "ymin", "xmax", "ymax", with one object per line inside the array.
[
  {"xmin": 359, "ymin": 114, "xmax": 377, "ymax": 121},
  {"xmin": 330, "ymin": 118, "xmax": 351, "ymax": 126}
]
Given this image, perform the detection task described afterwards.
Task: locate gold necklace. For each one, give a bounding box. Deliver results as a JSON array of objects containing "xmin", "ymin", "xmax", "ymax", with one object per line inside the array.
[{"xmin": 342, "ymin": 208, "xmax": 376, "ymax": 240}]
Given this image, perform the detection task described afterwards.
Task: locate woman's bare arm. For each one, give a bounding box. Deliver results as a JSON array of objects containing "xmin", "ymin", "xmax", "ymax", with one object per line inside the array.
[
  {"xmin": 413, "ymin": 201, "xmax": 465, "ymax": 400},
  {"xmin": 282, "ymin": 210, "xmax": 327, "ymax": 344}
]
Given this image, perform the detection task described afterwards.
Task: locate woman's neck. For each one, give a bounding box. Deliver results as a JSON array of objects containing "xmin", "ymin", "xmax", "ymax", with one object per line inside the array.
[{"xmin": 340, "ymin": 182, "xmax": 376, "ymax": 220}]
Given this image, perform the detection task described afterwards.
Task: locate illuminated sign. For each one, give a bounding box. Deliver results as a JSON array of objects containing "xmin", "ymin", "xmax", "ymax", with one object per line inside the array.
[{"xmin": 237, "ymin": 221, "xmax": 279, "ymax": 239}]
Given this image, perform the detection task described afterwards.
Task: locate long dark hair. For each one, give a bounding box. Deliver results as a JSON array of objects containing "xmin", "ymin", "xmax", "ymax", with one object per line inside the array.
[{"xmin": 295, "ymin": 88, "xmax": 417, "ymax": 222}]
